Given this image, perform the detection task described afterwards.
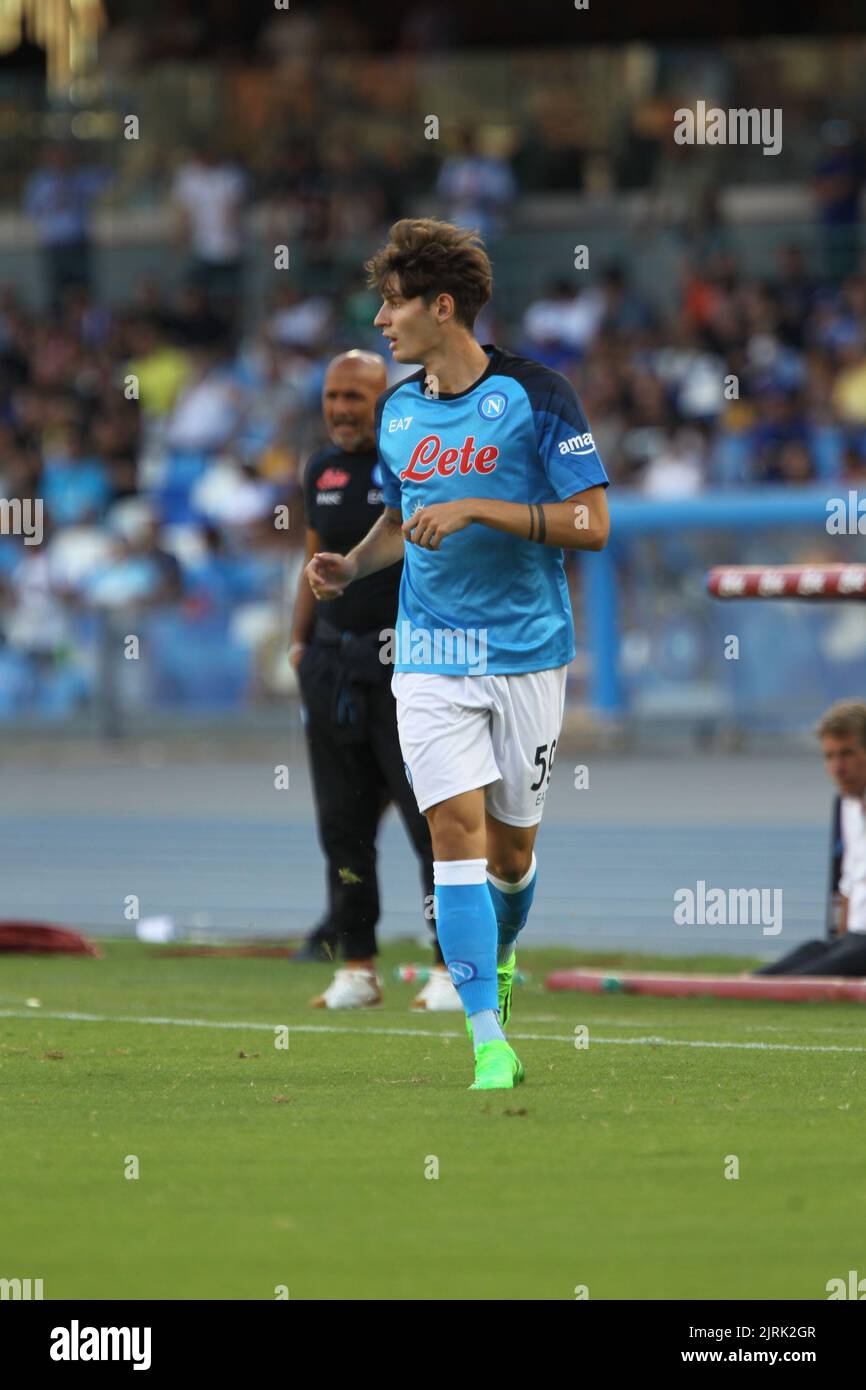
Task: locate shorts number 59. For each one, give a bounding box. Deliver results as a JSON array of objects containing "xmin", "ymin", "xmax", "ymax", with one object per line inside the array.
[{"xmin": 530, "ymin": 739, "xmax": 557, "ymax": 791}]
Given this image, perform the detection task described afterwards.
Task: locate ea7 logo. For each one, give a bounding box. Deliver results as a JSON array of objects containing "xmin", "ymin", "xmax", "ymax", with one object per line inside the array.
[
  {"xmin": 388, "ymin": 416, "xmax": 413, "ymax": 432},
  {"xmin": 558, "ymin": 432, "xmax": 595, "ymax": 456}
]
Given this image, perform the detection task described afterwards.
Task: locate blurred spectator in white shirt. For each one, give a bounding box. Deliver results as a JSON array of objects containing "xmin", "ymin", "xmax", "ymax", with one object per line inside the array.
[
  {"xmin": 267, "ymin": 283, "xmax": 333, "ymax": 353},
  {"xmin": 165, "ymin": 348, "xmax": 243, "ymax": 455},
  {"xmin": 641, "ymin": 428, "xmax": 706, "ymax": 497},
  {"xmin": 522, "ymin": 279, "xmax": 607, "ymax": 361},
  {"xmin": 172, "ymin": 143, "xmax": 247, "ymax": 309}
]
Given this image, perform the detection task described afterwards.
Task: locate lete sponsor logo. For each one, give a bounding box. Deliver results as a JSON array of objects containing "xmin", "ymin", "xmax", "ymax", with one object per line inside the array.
[{"xmin": 400, "ymin": 434, "xmax": 499, "ymax": 482}]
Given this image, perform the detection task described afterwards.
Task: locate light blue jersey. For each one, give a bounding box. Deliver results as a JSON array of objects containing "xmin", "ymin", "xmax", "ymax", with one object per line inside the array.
[{"xmin": 374, "ymin": 344, "xmax": 609, "ymax": 675}]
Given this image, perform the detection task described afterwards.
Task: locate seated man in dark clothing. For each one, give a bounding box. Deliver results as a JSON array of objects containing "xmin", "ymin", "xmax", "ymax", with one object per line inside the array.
[{"xmin": 756, "ymin": 700, "xmax": 866, "ymax": 977}]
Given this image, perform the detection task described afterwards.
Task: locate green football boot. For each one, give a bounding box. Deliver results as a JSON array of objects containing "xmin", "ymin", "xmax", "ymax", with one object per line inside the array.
[
  {"xmin": 465, "ymin": 953, "xmax": 517, "ymax": 1040},
  {"xmin": 469, "ymin": 1039, "xmax": 525, "ymax": 1090},
  {"xmin": 497, "ymin": 950, "xmax": 516, "ymax": 1028}
]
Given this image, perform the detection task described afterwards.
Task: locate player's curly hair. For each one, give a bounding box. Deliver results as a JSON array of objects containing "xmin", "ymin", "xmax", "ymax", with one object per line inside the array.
[
  {"xmin": 817, "ymin": 700, "xmax": 866, "ymax": 748},
  {"xmin": 364, "ymin": 218, "xmax": 493, "ymax": 330}
]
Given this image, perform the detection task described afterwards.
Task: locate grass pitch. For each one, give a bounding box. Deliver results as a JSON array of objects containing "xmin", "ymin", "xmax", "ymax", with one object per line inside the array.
[{"xmin": 1, "ymin": 939, "xmax": 864, "ymax": 1301}]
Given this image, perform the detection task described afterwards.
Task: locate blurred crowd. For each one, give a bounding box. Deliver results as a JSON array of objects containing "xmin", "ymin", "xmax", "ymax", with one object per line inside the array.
[
  {"xmin": 4, "ymin": 226, "xmax": 866, "ymax": 717},
  {"xmin": 0, "ymin": 271, "xmax": 320, "ymax": 718},
  {"xmin": 523, "ymin": 247, "xmax": 866, "ymax": 496},
  {"xmin": 3, "ymin": 39, "xmax": 866, "ymax": 719}
]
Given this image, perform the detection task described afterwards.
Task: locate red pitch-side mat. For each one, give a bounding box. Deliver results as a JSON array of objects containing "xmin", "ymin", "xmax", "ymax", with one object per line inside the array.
[
  {"xmin": 545, "ymin": 968, "xmax": 866, "ymax": 1003},
  {"xmin": 0, "ymin": 922, "xmax": 100, "ymax": 956}
]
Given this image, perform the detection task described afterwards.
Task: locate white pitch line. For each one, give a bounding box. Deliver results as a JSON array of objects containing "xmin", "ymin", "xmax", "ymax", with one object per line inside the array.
[
  {"xmin": 1, "ymin": 1007, "xmax": 865, "ymax": 1054},
  {"xmin": 519, "ymin": 1013, "xmax": 672, "ymax": 1028}
]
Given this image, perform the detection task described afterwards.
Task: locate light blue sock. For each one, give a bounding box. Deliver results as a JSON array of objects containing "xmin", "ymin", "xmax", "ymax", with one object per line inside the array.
[
  {"xmin": 487, "ymin": 853, "xmax": 537, "ymax": 964},
  {"xmin": 434, "ymin": 859, "xmax": 498, "ymax": 1018},
  {"xmin": 470, "ymin": 1009, "xmax": 505, "ymax": 1045}
]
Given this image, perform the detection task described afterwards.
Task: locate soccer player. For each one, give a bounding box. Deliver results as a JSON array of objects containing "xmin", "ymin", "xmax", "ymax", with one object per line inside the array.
[{"xmin": 305, "ymin": 218, "xmax": 610, "ymax": 1089}]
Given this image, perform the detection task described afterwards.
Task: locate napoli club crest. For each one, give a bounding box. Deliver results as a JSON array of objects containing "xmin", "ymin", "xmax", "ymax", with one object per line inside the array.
[
  {"xmin": 478, "ymin": 391, "xmax": 508, "ymax": 421},
  {"xmin": 447, "ymin": 960, "xmax": 478, "ymax": 984}
]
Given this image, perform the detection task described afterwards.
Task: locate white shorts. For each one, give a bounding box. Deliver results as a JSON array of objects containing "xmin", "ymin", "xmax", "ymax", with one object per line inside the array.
[{"xmin": 391, "ymin": 667, "xmax": 567, "ymax": 826}]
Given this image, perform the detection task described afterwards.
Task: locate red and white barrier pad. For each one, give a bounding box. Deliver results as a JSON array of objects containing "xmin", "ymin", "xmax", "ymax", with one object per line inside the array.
[
  {"xmin": 706, "ymin": 564, "xmax": 866, "ymax": 600},
  {"xmin": 545, "ymin": 968, "xmax": 866, "ymax": 1003}
]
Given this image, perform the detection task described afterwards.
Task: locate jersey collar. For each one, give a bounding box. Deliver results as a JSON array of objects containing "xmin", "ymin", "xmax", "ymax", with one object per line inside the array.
[{"xmin": 422, "ymin": 344, "xmax": 501, "ymax": 401}]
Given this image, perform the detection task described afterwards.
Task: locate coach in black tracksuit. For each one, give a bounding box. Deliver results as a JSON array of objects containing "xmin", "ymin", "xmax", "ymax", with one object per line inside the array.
[{"xmin": 289, "ymin": 349, "xmax": 438, "ymax": 967}]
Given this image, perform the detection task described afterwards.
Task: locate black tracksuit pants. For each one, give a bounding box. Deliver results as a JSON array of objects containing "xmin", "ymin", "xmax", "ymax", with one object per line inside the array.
[
  {"xmin": 754, "ymin": 934, "xmax": 866, "ymax": 977},
  {"xmin": 298, "ymin": 639, "xmax": 437, "ymax": 962}
]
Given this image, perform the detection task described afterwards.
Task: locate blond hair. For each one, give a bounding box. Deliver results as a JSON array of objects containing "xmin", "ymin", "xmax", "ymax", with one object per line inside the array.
[{"xmin": 817, "ymin": 700, "xmax": 866, "ymax": 748}]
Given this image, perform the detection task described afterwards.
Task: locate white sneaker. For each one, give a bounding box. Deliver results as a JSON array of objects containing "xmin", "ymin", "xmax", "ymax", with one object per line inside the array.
[
  {"xmin": 411, "ymin": 967, "xmax": 463, "ymax": 1011},
  {"xmin": 311, "ymin": 968, "xmax": 383, "ymax": 1009}
]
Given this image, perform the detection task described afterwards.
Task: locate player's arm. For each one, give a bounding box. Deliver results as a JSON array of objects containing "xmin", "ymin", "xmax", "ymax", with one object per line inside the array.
[
  {"xmin": 480, "ymin": 487, "xmax": 609, "ymax": 549},
  {"xmin": 403, "ymin": 486, "xmax": 609, "ymax": 552},
  {"xmin": 305, "ymin": 507, "xmax": 404, "ymax": 600},
  {"xmin": 838, "ymin": 895, "xmax": 849, "ymax": 935}
]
